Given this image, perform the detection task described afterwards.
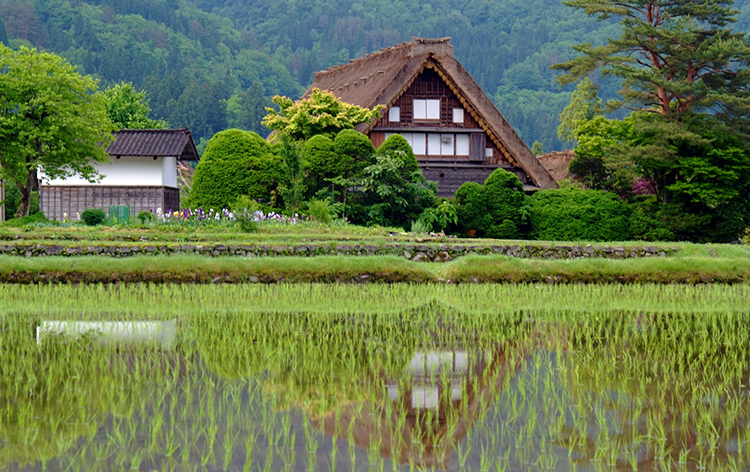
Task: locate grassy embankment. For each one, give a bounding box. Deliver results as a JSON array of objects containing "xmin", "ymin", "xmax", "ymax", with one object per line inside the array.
[
  {"xmin": 1, "ymin": 224, "xmax": 749, "ymax": 284},
  {"xmin": 0, "ymin": 250, "xmax": 749, "ymax": 284}
]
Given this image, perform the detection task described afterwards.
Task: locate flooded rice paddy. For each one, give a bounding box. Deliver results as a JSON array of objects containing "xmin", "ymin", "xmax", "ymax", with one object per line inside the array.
[{"xmin": 2, "ymin": 284, "xmax": 750, "ymax": 471}]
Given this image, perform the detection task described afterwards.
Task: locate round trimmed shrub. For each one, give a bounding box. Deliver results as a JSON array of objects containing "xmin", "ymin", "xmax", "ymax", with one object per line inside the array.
[
  {"xmin": 452, "ymin": 169, "xmax": 526, "ymax": 238},
  {"xmin": 302, "ymin": 135, "xmax": 340, "ymax": 189},
  {"xmin": 453, "ymin": 182, "xmax": 492, "ymax": 236},
  {"xmin": 487, "ymin": 220, "xmax": 521, "ymax": 239},
  {"xmin": 81, "ymin": 208, "xmax": 106, "ymax": 226},
  {"xmin": 189, "ymin": 129, "xmax": 284, "ymax": 209},
  {"xmin": 376, "ymin": 134, "xmax": 419, "ymax": 174},
  {"xmin": 528, "ymin": 187, "xmax": 631, "ymax": 241},
  {"xmin": 333, "ymin": 129, "xmax": 376, "ymax": 177},
  {"xmin": 483, "ymin": 169, "xmax": 525, "ymax": 234}
]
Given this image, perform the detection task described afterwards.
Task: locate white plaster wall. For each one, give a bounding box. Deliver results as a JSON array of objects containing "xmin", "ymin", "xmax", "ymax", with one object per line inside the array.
[
  {"xmin": 43, "ymin": 156, "xmax": 177, "ymax": 187},
  {"xmin": 161, "ymin": 156, "xmax": 177, "ymax": 187}
]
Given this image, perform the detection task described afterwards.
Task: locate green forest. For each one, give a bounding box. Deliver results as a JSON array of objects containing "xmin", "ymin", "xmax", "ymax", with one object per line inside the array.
[{"xmin": 6, "ymin": 0, "xmax": 749, "ymax": 152}]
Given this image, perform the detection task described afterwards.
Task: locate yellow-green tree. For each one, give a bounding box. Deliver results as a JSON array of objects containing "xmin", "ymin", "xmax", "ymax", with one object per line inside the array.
[
  {"xmin": 101, "ymin": 82, "xmax": 166, "ymax": 130},
  {"xmin": 262, "ymin": 88, "xmax": 382, "ymax": 141}
]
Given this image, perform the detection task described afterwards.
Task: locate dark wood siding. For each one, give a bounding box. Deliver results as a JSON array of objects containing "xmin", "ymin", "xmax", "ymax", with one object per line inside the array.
[
  {"xmin": 422, "ymin": 165, "xmax": 514, "ymax": 198},
  {"xmin": 470, "ymin": 133, "xmax": 485, "ymax": 162},
  {"xmin": 40, "ymin": 186, "xmax": 180, "ymax": 221},
  {"xmin": 370, "ymin": 132, "xmax": 386, "ymax": 149},
  {"xmin": 370, "ymin": 68, "xmax": 509, "ymax": 166},
  {"xmin": 375, "ymin": 68, "xmax": 479, "ymax": 130}
]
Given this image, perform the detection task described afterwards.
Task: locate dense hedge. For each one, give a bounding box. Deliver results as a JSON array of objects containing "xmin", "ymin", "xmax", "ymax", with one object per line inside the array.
[
  {"xmin": 353, "ymin": 134, "xmax": 436, "ymax": 228},
  {"xmin": 528, "ymin": 187, "xmax": 631, "ymax": 241},
  {"xmin": 453, "ymin": 169, "xmax": 525, "ymax": 238},
  {"xmin": 189, "ymin": 129, "xmax": 284, "ymax": 210},
  {"xmin": 302, "ymin": 130, "xmax": 377, "ymax": 197}
]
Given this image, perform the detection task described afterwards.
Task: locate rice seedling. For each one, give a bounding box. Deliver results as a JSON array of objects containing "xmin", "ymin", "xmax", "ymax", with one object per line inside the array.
[{"xmin": 2, "ymin": 283, "xmax": 750, "ymax": 470}]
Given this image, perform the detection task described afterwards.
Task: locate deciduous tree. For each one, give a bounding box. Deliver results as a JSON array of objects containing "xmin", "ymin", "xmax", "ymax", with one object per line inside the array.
[
  {"xmin": 102, "ymin": 82, "xmax": 166, "ymax": 129},
  {"xmin": 262, "ymin": 88, "xmax": 383, "ymax": 141},
  {"xmin": 0, "ymin": 45, "xmax": 114, "ymax": 217}
]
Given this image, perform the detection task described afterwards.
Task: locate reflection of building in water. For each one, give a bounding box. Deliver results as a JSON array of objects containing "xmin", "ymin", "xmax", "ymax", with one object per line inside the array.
[
  {"xmin": 388, "ymin": 349, "xmax": 482, "ymax": 411},
  {"xmin": 314, "ymin": 342, "xmax": 533, "ymax": 470}
]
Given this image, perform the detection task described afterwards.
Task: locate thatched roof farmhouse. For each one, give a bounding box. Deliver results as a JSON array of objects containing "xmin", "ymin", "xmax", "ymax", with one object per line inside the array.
[{"xmin": 305, "ymin": 37, "xmax": 557, "ymax": 196}]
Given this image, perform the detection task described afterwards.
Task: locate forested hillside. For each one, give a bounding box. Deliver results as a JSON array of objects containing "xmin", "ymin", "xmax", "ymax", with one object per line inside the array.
[
  {"xmin": 0, "ymin": 0, "xmax": 302, "ymax": 147},
  {"xmin": 3, "ymin": 0, "xmax": 750, "ymax": 151}
]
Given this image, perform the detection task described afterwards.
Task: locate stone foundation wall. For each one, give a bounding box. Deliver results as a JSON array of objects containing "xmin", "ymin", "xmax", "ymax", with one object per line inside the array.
[{"xmin": 0, "ymin": 242, "xmax": 675, "ymax": 260}]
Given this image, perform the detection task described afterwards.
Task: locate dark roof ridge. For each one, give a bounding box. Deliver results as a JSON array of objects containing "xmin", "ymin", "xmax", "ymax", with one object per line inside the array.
[
  {"xmin": 318, "ymin": 41, "xmax": 413, "ymax": 75},
  {"xmin": 114, "ymin": 128, "xmax": 189, "ymax": 133},
  {"xmin": 107, "ymin": 128, "xmax": 199, "ymax": 161},
  {"xmin": 316, "ymin": 37, "xmax": 452, "ymax": 77}
]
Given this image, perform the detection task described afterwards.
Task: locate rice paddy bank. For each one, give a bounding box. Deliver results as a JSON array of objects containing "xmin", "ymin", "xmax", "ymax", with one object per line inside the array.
[{"xmin": 0, "ymin": 253, "xmax": 749, "ymax": 284}]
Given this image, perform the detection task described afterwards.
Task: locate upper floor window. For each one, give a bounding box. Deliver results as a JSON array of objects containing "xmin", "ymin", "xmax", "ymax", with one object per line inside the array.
[
  {"xmin": 452, "ymin": 108, "xmax": 464, "ymax": 124},
  {"xmin": 388, "ymin": 106, "xmax": 400, "ymax": 122},
  {"xmin": 414, "ymin": 99, "xmax": 440, "ymax": 121}
]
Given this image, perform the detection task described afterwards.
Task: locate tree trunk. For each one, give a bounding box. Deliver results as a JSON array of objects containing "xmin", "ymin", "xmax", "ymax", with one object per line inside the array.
[{"xmin": 15, "ymin": 169, "xmax": 38, "ymax": 218}]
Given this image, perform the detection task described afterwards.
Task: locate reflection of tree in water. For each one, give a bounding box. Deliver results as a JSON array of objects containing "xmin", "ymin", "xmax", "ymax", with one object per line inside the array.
[{"xmin": 558, "ymin": 311, "xmax": 750, "ymax": 470}]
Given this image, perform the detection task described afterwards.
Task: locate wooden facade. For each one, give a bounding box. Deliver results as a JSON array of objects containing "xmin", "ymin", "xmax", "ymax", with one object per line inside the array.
[
  {"xmin": 421, "ymin": 164, "xmax": 517, "ymax": 198},
  {"xmin": 40, "ymin": 186, "xmax": 179, "ymax": 221},
  {"xmin": 306, "ymin": 37, "xmax": 557, "ymax": 197}
]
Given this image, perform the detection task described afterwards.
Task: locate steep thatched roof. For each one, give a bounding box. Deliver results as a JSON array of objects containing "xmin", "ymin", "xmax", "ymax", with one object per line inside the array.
[
  {"xmin": 305, "ymin": 38, "xmax": 557, "ymax": 189},
  {"xmin": 107, "ymin": 128, "xmax": 200, "ymax": 161},
  {"xmin": 537, "ymin": 150, "xmax": 575, "ymax": 183}
]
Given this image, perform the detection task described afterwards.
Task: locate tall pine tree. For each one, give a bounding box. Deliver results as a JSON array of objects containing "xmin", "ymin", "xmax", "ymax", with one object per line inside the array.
[{"xmin": 553, "ymin": 0, "xmax": 750, "ymax": 121}]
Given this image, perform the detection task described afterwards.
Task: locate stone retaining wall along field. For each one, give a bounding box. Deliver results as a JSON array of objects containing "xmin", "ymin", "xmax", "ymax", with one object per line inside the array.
[{"xmin": 0, "ymin": 242, "xmax": 676, "ymax": 261}]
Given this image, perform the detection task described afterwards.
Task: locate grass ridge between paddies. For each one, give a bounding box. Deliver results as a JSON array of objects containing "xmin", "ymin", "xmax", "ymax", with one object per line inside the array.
[{"xmin": 0, "ymin": 254, "xmax": 749, "ymax": 284}]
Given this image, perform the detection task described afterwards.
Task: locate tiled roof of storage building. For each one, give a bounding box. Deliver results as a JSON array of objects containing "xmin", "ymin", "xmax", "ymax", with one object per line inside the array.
[
  {"xmin": 106, "ymin": 128, "xmax": 200, "ymax": 161},
  {"xmin": 305, "ymin": 37, "xmax": 557, "ymax": 190}
]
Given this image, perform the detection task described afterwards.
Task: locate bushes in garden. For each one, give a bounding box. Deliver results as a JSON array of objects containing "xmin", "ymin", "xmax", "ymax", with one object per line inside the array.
[
  {"xmin": 354, "ymin": 134, "xmax": 436, "ymax": 229},
  {"xmin": 453, "ymin": 169, "xmax": 526, "ymax": 238},
  {"xmin": 180, "ymin": 120, "xmax": 685, "ymax": 241},
  {"xmin": 302, "ymin": 135, "xmax": 339, "ymax": 193},
  {"xmin": 302, "ymin": 129, "xmax": 377, "ymax": 198},
  {"xmin": 450, "ymin": 170, "xmax": 643, "ymax": 242},
  {"xmin": 527, "ymin": 187, "xmax": 631, "ymax": 241},
  {"xmin": 189, "ymin": 129, "xmax": 284, "ymax": 210},
  {"xmin": 333, "ymin": 129, "xmax": 376, "ymax": 178},
  {"xmin": 81, "ymin": 208, "xmax": 107, "ymax": 226}
]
